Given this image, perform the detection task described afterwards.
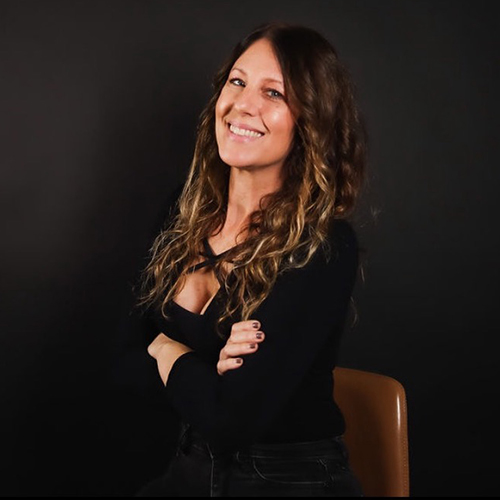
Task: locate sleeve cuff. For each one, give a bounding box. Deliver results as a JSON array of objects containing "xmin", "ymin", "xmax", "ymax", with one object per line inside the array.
[{"xmin": 165, "ymin": 350, "xmax": 198, "ymax": 390}]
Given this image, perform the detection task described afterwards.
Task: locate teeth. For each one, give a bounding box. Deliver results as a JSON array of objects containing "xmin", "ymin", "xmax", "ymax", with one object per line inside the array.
[{"xmin": 229, "ymin": 124, "xmax": 263, "ymax": 138}]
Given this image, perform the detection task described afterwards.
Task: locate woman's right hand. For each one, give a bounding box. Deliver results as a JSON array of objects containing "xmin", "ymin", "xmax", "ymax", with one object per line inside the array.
[{"xmin": 217, "ymin": 320, "xmax": 265, "ymax": 376}]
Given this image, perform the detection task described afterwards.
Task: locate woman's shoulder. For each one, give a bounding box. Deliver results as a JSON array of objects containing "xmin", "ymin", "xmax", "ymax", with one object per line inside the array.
[
  {"xmin": 299, "ymin": 218, "xmax": 359, "ymax": 276},
  {"xmin": 279, "ymin": 219, "xmax": 358, "ymax": 277},
  {"xmin": 273, "ymin": 219, "xmax": 359, "ymax": 294},
  {"xmin": 322, "ymin": 218, "xmax": 359, "ymax": 261}
]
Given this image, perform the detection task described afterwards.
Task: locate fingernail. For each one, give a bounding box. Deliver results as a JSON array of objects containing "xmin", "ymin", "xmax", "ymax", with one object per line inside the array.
[
  {"xmin": 252, "ymin": 321, "xmax": 260, "ymax": 329},
  {"xmin": 236, "ymin": 358, "xmax": 243, "ymax": 364},
  {"xmin": 249, "ymin": 343, "xmax": 256, "ymax": 349},
  {"xmin": 255, "ymin": 332, "xmax": 263, "ymax": 339}
]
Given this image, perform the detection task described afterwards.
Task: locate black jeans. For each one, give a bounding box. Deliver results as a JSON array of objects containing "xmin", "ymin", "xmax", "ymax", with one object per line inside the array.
[{"xmin": 136, "ymin": 423, "xmax": 364, "ymax": 497}]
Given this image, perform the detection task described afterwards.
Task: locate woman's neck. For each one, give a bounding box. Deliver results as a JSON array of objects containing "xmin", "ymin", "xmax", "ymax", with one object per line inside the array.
[
  {"xmin": 209, "ymin": 167, "xmax": 282, "ymax": 248},
  {"xmin": 226, "ymin": 166, "xmax": 283, "ymax": 227}
]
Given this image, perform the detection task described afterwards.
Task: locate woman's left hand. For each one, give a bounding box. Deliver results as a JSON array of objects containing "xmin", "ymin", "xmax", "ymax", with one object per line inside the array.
[{"xmin": 217, "ymin": 320, "xmax": 265, "ymax": 375}]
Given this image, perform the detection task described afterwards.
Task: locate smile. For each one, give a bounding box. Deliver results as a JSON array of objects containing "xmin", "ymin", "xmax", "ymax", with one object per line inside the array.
[{"xmin": 229, "ymin": 124, "xmax": 264, "ymax": 138}]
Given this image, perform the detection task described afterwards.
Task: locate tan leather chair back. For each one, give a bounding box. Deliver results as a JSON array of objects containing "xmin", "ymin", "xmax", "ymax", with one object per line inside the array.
[{"xmin": 334, "ymin": 367, "xmax": 410, "ymax": 497}]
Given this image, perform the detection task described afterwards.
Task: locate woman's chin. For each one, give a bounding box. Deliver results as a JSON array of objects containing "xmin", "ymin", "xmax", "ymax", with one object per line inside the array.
[{"xmin": 219, "ymin": 155, "xmax": 258, "ymax": 171}]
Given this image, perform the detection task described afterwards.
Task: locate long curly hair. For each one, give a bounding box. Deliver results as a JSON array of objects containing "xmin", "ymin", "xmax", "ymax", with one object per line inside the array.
[{"xmin": 138, "ymin": 22, "xmax": 367, "ymax": 337}]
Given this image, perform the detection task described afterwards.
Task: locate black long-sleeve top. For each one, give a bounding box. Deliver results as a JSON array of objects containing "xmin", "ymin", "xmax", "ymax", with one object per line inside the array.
[{"xmin": 146, "ymin": 187, "xmax": 359, "ymax": 454}]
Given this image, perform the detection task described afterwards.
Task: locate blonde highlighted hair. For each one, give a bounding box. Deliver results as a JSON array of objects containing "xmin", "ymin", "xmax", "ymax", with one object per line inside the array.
[{"xmin": 139, "ymin": 22, "xmax": 367, "ymax": 336}]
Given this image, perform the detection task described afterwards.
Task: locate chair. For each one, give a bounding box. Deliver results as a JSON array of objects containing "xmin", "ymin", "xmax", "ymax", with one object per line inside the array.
[{"xmin": 333, "ymin": 367, "xmax": 410, "ymax": 497}]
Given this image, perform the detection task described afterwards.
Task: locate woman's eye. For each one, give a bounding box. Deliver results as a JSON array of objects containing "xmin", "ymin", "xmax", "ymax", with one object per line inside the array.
[
  {"xmin": 229, "ymin": 78, "xmax": 245, "ymax": 87},
  {"xmin": 266, "ymin": 88, "xmax": 284, "ymax": 100}
]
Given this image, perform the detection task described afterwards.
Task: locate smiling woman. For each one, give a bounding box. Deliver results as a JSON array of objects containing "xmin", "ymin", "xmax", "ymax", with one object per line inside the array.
[
  {"xmin": 136, "ymin": 21, "xmax": 367, "ymax": 497},
  {"xmin": 215, "ymin": 39, "xmax": 296, "ymax": 174}
]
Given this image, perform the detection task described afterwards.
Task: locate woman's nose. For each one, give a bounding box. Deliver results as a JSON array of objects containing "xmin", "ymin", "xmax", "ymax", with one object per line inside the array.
[{"xmin": 234, "ymin": 88, "xmax": 259, "ymax": 115}]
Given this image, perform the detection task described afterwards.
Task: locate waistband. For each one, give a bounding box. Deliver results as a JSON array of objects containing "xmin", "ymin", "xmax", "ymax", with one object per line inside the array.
[{"xmin": 177, "ymin": 423, "xmax": 348, "ymax": 461}]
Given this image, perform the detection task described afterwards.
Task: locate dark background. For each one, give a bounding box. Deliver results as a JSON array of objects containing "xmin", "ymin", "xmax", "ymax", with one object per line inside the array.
[{"xmin": 1, "ymin": 0, "xmax": 498, "ymax": 496}]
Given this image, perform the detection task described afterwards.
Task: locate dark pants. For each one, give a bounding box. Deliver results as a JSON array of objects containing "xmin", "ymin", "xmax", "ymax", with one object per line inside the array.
[{"xmin": 136, "ymin": 423, "xmax": 363, "ymax": 497}]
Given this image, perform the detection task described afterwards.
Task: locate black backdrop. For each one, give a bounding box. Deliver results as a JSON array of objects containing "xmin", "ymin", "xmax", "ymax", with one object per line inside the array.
[{"xmin": 1, "ymin": 0, "xmax": 498, "ymax": 496}]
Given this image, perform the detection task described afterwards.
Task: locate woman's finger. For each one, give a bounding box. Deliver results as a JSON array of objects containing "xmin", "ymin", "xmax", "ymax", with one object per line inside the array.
[
  {"xmin": 230, "ymin": 319, "xmax": 261, "ymax": 334},
  {"xmin": 228, "ymin": 329, "xmax": 265, "ymax": 345},
  {"xmin": 220, "ymin": 341, "xmax": 259, "ymax": 360},
  {"xmin": 217, "ymin": 357, "xmax": 243, "ymax": 376}
]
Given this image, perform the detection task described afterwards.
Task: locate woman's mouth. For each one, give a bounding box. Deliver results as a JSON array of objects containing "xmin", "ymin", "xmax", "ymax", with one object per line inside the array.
[{"xmin": 228, "ymin": 123, "xmax": 264, "ymax": 139}]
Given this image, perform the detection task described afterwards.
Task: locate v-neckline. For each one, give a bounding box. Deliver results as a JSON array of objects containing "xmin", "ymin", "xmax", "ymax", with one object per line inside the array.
[
  {"xmin": 171, "ymin": 288, "xmax": 220, "ymax": 317},
  {"xmin": 203, "ymin": 237, "xmax": 242, "ymax": 259},
  {"xmin": 171, "ymin": 238, "xmax": 241, "ymax": 317}
]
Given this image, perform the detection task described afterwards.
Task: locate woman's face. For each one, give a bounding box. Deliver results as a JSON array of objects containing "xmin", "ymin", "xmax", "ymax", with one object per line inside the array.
[{"xmin": 215, "ymin": 38, "xmax": 295, "ymax": 175}]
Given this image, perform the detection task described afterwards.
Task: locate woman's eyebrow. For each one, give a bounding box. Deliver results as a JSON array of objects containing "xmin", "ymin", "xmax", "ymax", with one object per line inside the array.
[
  {"xmin": 231, "ymin": 66, "xmax": 283, "ymax": 86},
  {"xmin": 231, "ymin": 67, "xmax": 247, "ymax": 75}
]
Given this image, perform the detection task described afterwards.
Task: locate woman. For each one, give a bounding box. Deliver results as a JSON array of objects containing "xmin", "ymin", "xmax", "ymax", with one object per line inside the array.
[{"xmin": 137, "ymin": 21, "xmax": 367, "ymax": 497}]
